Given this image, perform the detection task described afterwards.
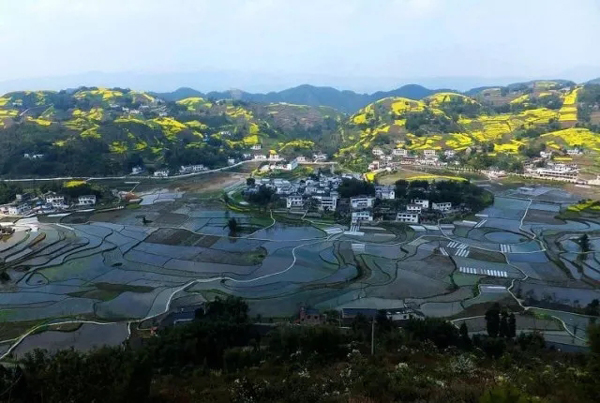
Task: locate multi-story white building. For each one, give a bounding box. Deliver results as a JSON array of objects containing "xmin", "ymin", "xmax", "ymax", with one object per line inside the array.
[
  {"xmin": 423, "ymin": 150, "xmax": 437, "ymax": 158},
  {"xmin": 350, "ymin": 196, "xmax": 375, "ymax": 209},
  {"xmin": 395, "ymin": 212, "xmax": 419, "ymax": 223},
  {"xmin": 406, "ymin": 204, "xmax": 422, "ymax": 213},
  {"xmin": 432, "ymin": 202, "xmax": 452, "ymax": 212},
  {"xmin": 352, "ymin": 210, "xmax": 373, "ymax": 222},
  {"xmin": 286, "ymin": 194, "xmax": 304, "ymax": 209},
  {"xmin": 77, "ymin": 195, "xmax": 97, "ymax": 206},
  {"xmin": 45, "ymin": 193, "xmax": 66, "ymax": 207},
  {"xmin": 392, "ymin": 148, "xmax": 408, "ymax": 157},
  {"xmin": 411, "ymin": 199, "xmax": 430, "ymax": 209},
  {"xmin": 314, "ymin": 195, "xmax": 338, "ymax": 211}
]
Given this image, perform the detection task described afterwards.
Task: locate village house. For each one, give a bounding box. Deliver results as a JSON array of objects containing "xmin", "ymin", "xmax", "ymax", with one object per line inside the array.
[
  {"xmin": 350, "ymin": 196, "xmax": 375, "ymax": 209},
  {"xmin": 179, "ymin": 164, "xmax": 206, "ymax": 174},
  {"xmin": 313, "ymin": 194, "xmax": 338, "ymax": 211},
  {"xmin": 406, "ymin": 204, "xmax": 422, "ymax": 213},
  {"xmin": 352, "ymin": 210, "xmax": 373, "ymax": 223},
  {"xmin": 372, "ymin": 148, "xmax": 384, "ymax": 157},
  {"xmin": 131, "ymin": 166, "xmax": 144, "ymax": 175},
  {"xmin": 7, "ymin": 204, "xmax": 30, "ymax": 216},
  {"xmin": 228, "ymin": 158, "xmax": 236, "ymax": 165},
  {"xmin": 392, "ymin": 148, "xmax": 408, "ymax": 157},
  {"xmin": 444, "ymin": 150, "xmax": 456, "ymax": 158},
  {"xmin": 77, "ymin": 195, "xmax": 97, "ymax": 206},
  {"xmin": 423, "ymin": 149, "xmax": 437, "ymax": 159},
  {"xmin": 313, "ymin": 152, "xmax": 328, "ymax": 162},
  {"xmin": 432, "ymin": 201, "xmax": 452, "ymax": 212},
  {"xmin": 412, "ymin": 199, "xmax": 430, "ymax": 209},
  {"xmin": 253, "ymin": 154, "xmax": 267, "ymax": 160},
  {"xmin": 566, "ymin": 148, "xmax": 582, "ymax": 156},
  {"xmin": 368, "ymin": 160, "xmax": 380, "ymax": 171},
  {"xmin": 251, "ymin": 144, "xmax": 262, "ymax": 150},
  {"xmin": 296, "ymin": 156, "xmax": 307, "ymax": 163},
  {"xmin": 375, "ymin": 185, "xmax": 395, "ymax": 200},
  {"xmin": 44, "ymin": 192, "xmax": 66, "ymax": 208},
  {"xmin": 153, "ymin": 169, "xmax": 169, "ymax": 178},
  {"xmin": 395, "ymin": 212, "xmax": 419, "ymax": 223},
  {"xmin": 540, "ymin": 151, "xmax": 553, "ymax": 159},
  {"xmin": 286, "ymin": 194, "xmax": 305, "ymax": 209},
  {"xmin": 268, "ymin": 152, "xmax": 280, "ymax": 161}
]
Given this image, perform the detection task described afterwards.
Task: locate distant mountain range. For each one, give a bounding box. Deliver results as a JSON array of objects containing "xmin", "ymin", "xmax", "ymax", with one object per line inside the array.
[
  {"xmin": 151, "ymin": 84, "xmax": 454, "ymax": 113},
  {"xmin": 152, "ymin": 78, "xmax": 599, "ymax": 113}
]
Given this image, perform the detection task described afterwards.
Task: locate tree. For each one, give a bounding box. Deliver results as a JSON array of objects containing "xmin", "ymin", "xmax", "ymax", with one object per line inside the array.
[
  {"xmin": 588, "ymin": 323, "xmax": 600, "ymax": 355},
  {"xmin": 578, "ymin": 233, "xmax": 591, "ymax": 254},
  {"xmin": 585, "ymin": 299, "xmax": 600, "ymax": 317},
  {"xmin": 499, "ymin": 311, "xmax": 509, "ymax": 338},
  {"xmin": 485, "ymin": 303, "xmax": 501, "ymax": 338},
  {"xmin": 508, "ymin": 313, "xmax": 517, "ymax": 338},
  {"xmin": 246, "ymin": 177, "xmax": 255, "ymax": 186},
  {"xmin": 227, "ymin": 217, "xmax": 239, "ymax": 235},
  {"xmin": 459, "ymin": 322, "xmax": 471, "ymax": 348}
]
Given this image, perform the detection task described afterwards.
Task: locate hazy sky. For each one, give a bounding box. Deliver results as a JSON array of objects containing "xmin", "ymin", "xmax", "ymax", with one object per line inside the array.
[{"xmin": 1, "ymin": 0, "xmax": 599, "ymax": 92}]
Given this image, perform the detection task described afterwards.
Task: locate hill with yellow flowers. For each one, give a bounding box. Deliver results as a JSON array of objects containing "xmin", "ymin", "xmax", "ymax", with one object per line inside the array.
[{"xmin": 1, "ymin": 80, "xmax": 600, "ymax": 178}]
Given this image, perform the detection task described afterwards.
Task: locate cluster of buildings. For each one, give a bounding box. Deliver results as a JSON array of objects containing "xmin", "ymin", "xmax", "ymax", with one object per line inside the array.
[
  {"xmin": 246, "ymin": 173, "xmax": 455, "ymax": 226},
  {"xmin": 0, "ymin": 192, "xmax": 97, "ymax": 216},
  {"xmin": 523, "ymin": 161, "xmax": 580, "ymax": 183},
  {"xmin": 369, "ymin": 148, "xmax": 456, "ymax": 171}
]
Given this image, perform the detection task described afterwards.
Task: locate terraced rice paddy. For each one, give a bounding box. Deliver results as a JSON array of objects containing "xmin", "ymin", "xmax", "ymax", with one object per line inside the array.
[{"xmin": 0, "ymin": 185, "xmax": 598, "ymax": 356}]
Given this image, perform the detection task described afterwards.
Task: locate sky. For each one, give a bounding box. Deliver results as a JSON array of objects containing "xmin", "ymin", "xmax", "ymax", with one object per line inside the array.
[{"xmin": 1, "ymin": 0, "xmax": 600, "ymax": 92}]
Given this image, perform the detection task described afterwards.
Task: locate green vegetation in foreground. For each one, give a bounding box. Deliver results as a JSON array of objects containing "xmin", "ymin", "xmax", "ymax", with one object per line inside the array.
[{"xmin": 2, "ymin": 297, "xmax": 599, "ymax": 403}]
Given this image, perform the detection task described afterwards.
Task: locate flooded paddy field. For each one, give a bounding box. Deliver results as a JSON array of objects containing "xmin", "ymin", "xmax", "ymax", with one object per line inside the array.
[{"xmin": 1, "ymin": 184, "xmax": 599, "ymax": 356}]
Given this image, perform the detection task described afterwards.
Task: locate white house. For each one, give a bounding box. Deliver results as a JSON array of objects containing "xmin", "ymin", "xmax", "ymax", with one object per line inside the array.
[
  {"xmin": 179, "ymin": 165, "xmax": 206, "ymax": 174},
  {"xmin": 375, "ymin": 186, "xmax": 395, "ymax": 200},
  {"xmin": 352, "ymin": 210, "xmax": 373, "ymax": 223},
  {"xmin": 253, "ymin": 155, "xmax": 267, "ymax": 160},
  {"xmin": 395, "ymin": 212, "xmax": 419, "ymax": 223},
  {"xmin": 296, "ymin": 156, "xmax": 307, "ymax": 163},
  {"xmin": 350, "ymin": 196, "xmax": 375, "ymax": 209},
  {"xmin": 23, "ymin": 153, "xmax": 44, "ymax": 160},
  {"xmin": 251, "ymin": 144, "xmax": 262, "ymax": 150},
  {"xmin": 45, "ymin": 193, "xmax": 65, "ymax": 207},
  {"xmin": 392, "ymin": 148, "xmax": 408, "ymax": 157},
  {"xmin": 286, "ymin": 194, "xmax": 304, "ymax": 209},
  {"xmin": 540, "ymin": 151, "xmax": 552, "ymax": 159},
  {"xmin": 444, "ymin": 150, "xmax": 456, "ymax": 158},
  {"xmin": 77, "ymin": 195, "xmax": 97, "ymax": 206},
  {"xmin": 153, "ymin": 169, "xmax": 169, "ymax": 178},
  {"xmin": 282, "ymin": 158, "xmax": 299, "ymax": 171},
  {"xmin": 432, "ymin": 202, "xmax": 452, "ymax": 212},
  {"xmin": 228, "ymin": 158, "xmax": 236, "ymax": 165},
  {"xmin": 423, "ymin": 150, "xmax": 437, "ymax": 158},
  {"xmin": 268, "ymin": 153, "xmax": 280, "ymax": 161},
  {"xmin": 406, "ymin": 204, "xmax": 422, "ymax": 213},
  {"xmin": 566, "ymin": 148, "xmax": 582, "ymax": 156},
  {"xmin": 372, "ymin": 148, "xmax": 384, "ymax": 156},
  {"xmin": 131, "ymin": 166, "xmax": 144, "ymax": 175},
  {"xmin": 313, "ymin": 152, "xmax": 328, "ymax": 162},
  {"xmin": 368, "ymin": 160, "xmax": 380, "ymax": 171},
  {"xmin": 7, "ymin": 204, "xmax": 29, "ymax": 216},
  {"xmin": 314, "ymin": 195, "xmax": 338, "ymax": 211},
  {"xmin": 411, "ymin": 199, "xmax": 430, "ymax": 209}
]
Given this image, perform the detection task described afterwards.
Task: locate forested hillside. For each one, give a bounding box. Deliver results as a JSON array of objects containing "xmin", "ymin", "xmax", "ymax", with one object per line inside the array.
[
  {"xmin": 0, "ymin": 88, "xmax": 340, "ymax": 177},
  {"xmin": 2, "ymin": 79, "xmax": 600, "ymax": 178}
]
